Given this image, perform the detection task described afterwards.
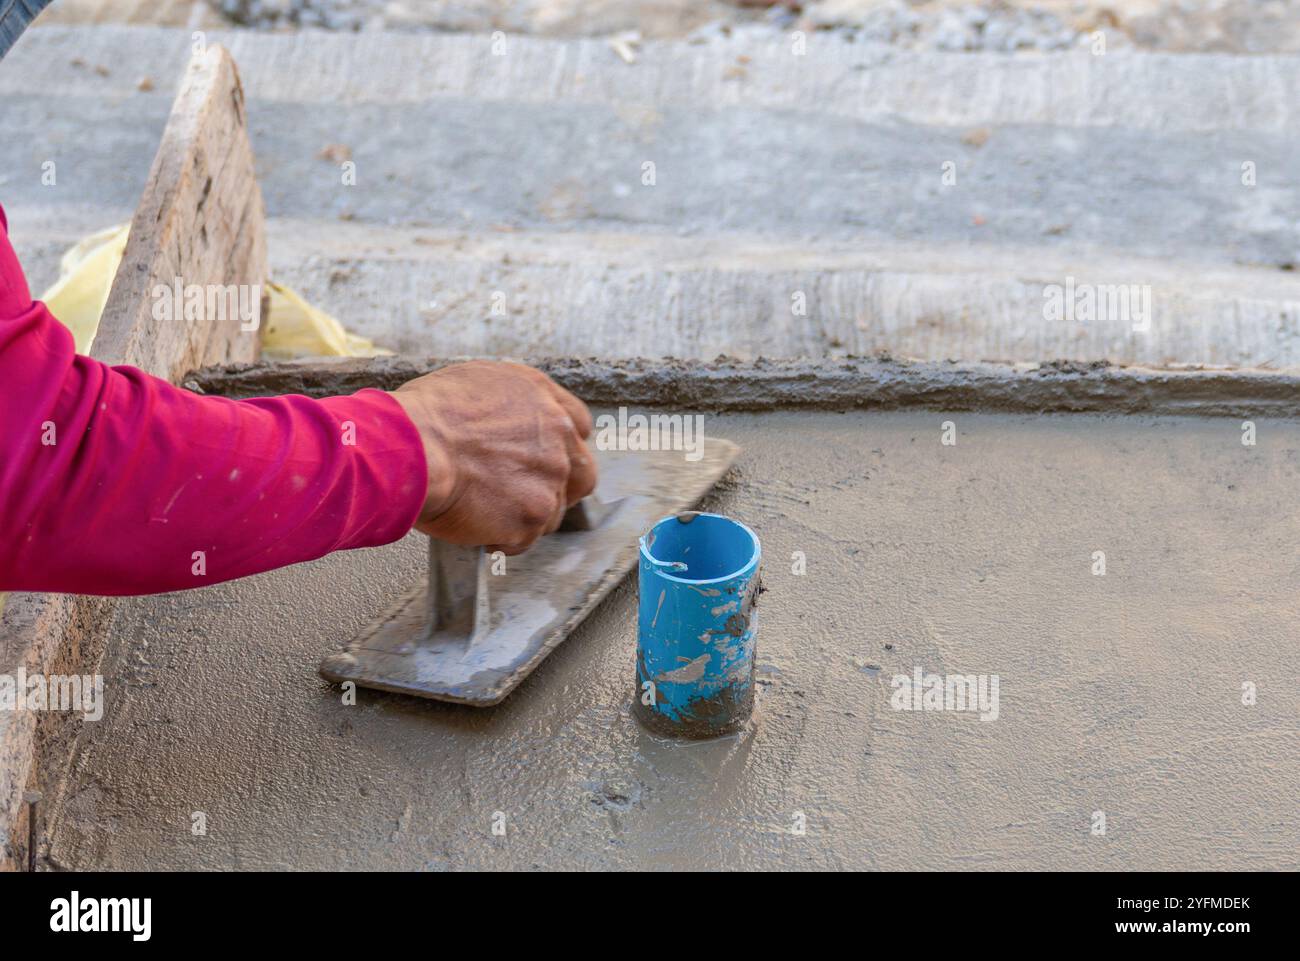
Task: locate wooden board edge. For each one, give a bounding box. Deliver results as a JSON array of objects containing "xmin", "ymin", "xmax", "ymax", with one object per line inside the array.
[{"xmin": 95, "ymin": 42, "xmax": 265, "ymax": 380}]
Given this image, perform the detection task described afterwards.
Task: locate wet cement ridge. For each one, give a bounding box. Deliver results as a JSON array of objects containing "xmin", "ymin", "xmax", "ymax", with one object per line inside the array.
[{"xmin": 191, "ymin": 356, "xmax": 1300, "ymax": 418}]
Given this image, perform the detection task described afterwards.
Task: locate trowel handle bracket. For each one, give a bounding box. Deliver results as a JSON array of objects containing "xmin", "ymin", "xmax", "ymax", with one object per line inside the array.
[
  {"xmin": 427, "ymin": 496, "xmax": 621, "ymax": 642},
  {"xmin": 429, "ymin": 542, "xmax": 489, "ymax": 639}
]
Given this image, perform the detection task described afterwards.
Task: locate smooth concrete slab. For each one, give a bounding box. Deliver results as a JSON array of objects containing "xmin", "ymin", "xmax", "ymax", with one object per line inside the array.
[{"xmin": 43, "ymin": 411, "xmax": 1300, "ymax": 870}]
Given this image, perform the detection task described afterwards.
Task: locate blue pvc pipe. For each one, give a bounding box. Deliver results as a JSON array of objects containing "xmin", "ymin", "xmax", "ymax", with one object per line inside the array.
[{"xmin": 634, "ymin": 512, "xmax": 761, "ymax": 738}]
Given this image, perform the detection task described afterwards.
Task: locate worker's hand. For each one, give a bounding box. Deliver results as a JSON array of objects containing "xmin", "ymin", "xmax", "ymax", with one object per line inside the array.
[{"xmin": 389, "ymin": 361, "xmax": 597, "ymax": 554}]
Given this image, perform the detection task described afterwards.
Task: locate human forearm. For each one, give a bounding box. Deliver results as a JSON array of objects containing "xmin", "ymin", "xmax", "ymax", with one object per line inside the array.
[{"xmin": 0, "ymin": 301, "xmax": 426, "ymax": 595}]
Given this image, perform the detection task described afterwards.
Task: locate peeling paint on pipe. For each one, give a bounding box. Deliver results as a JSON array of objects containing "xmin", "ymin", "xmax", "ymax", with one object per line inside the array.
[{"xmin": 634, "ymin": 513, "xmax": 761, "ymax": 739}]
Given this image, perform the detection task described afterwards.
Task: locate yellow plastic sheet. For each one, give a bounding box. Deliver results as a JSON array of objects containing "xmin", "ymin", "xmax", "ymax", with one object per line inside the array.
[
  {"xmin": 261, "ymin": 281, "xmax": 391, "ymax": 360},
  {"xmin": 37, "ymin": 223, "xmax": 392, "ymax": 360},
  {"xmin": 41, "ymin": 223, "xmax": 131, "ymax": 354}
]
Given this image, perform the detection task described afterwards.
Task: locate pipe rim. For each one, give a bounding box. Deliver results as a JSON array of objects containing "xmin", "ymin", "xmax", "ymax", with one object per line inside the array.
[{"xmin": 638, "ymin": 512, "xmax": 761, "ymax": 586}]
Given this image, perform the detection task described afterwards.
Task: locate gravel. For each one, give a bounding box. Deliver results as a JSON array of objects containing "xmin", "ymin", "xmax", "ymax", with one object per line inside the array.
[{"xmin": 206, "ymin": 1, "xmax": 1300, "ymax": 54}]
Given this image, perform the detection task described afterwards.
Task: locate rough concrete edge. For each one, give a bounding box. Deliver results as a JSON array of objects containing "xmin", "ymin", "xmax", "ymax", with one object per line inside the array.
[
  {"xmin": 188, "ymin": 355, "xmax": 1300, "ymax": 419},
  {"xmin": 0, "ymin": 594, "xmax": 114, "ymax": 871}
]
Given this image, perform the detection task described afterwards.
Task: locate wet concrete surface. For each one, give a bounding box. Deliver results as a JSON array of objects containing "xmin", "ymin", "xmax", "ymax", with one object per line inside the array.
[{"xmin": 45, "ymin": 411, "xmax": 1300, "ymax": 870}]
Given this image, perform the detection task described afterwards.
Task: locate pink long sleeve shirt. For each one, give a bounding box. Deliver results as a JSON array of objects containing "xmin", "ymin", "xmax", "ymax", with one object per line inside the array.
[{"xmin": 0, "ymin": 204, "xmax": 426, "ymax": 595}]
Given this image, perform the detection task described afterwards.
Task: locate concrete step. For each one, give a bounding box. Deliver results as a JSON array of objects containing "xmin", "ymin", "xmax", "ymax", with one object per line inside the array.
[
  {"xmin": 4, "ymin": 27, "xmax": 1299, "ymax": 268},
  {"xmin": 10, "ymin": 209, "xmax": 1300, "ymax": 367},
  {"xmin": 9, "ymin": 24, "xmax": 1300, "ymax": 132},
  {"xmin": 2, "ymin": 25, "xmax": 1298, "ymax": 367}
]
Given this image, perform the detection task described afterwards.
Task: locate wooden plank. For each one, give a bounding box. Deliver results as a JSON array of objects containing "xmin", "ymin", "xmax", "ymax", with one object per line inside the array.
[
  {"xmin": 0, "ymin": 44, "xmax": 265, "ymax": 871},
  {"xmin": 94, "ymin": 42, "xmax": 265, "ymax": 378}
]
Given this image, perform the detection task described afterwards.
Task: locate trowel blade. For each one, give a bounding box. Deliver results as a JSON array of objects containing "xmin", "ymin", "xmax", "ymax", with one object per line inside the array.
[{"xmin": 319, "ymin": 438, "xmax": 740, "ymax": 706}]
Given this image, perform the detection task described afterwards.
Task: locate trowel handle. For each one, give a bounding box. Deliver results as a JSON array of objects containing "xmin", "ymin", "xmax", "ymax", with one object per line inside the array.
[
  {"xmin": 429, "ymin": 541, "xmax": 489, "ymax": 636},
  {"xmin": 428, "ymin": 496, "xmax": 621, "ymax": 637}
]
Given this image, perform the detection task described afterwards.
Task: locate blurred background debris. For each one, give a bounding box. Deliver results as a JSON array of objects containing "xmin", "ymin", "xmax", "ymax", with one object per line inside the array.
[{"xmin": 31, "ymin": 0, "xmax": 1300, "ymax": 53}]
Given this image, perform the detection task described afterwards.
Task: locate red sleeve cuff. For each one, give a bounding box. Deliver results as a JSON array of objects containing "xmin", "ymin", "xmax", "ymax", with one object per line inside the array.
[{"xmin": 315, "ymin": 388, "xmax": 427, "ymax": 551}]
